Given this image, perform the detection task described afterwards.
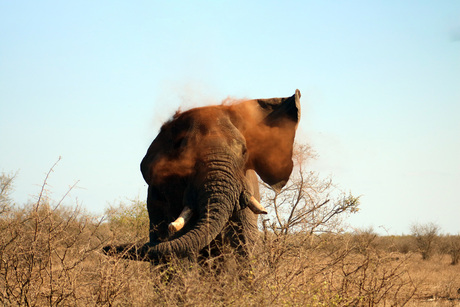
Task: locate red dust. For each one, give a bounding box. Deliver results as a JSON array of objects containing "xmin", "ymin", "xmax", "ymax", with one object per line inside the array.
[{"xmin": 143, "ymin": 92, "xmax": 300, "ymax": 189}]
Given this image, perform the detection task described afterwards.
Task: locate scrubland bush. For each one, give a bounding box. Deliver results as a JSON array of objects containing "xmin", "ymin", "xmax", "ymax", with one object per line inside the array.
[
  {"xmin": 391, "ymin": 235, "xmax": 416, "ymax": 254},
  {"xmin": 260, "ymin": 144, "xmax": 360, "ymax": 236},
  {"xmin": 0, "ymin": 166, "xmax": 108, "ymax": 306},
  {"xmin": 411, "ymin": 222, "xmax": 440, "ymax": 260},
  {"xmin": 254, "ymin": 231, "xmax": 416, "ymax": 306},
  {"xmin": 0, "ymin": 172, "xmax": 15, "ymax": 215},
  {"xmin": 0, "ymin": 149, "xmax": 426, "ymax": 306},
  {"xmin": 352, "ymin": 227, "xmax": 379, "ymax": 254},
  {"xmin": 105, "ymin": 198, "xmax": 149, "ymax": 243},
  {"xmin": 252, "ymin": 145, "xmax": 416, "ymax": 305},
  {"xmin": 440, "ymin": 235, "xmax": 460, "ymax": 265}
]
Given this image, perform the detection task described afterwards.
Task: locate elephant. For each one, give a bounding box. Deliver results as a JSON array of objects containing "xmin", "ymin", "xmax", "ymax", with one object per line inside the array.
[{"xmin": 104, "ymin": 90, "xmax": 301, "ymax": 262}]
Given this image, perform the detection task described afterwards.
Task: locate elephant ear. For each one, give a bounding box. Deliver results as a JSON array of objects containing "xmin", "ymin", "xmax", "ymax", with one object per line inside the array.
[{"xmin": 232, "ymin": 90, "xmax": 301, "ymax": 192}]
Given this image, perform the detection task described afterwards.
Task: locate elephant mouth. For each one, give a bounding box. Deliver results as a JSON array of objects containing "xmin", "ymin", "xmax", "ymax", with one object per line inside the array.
[{"xmin": 168, "ymin": 191, "xmax": 267, "ymax": 234}]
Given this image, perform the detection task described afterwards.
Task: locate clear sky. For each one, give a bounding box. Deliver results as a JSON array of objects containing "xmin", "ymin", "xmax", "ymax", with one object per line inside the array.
[{"xmin": 1, "ymin": 1, "xmax": 459, "ymax": 235}]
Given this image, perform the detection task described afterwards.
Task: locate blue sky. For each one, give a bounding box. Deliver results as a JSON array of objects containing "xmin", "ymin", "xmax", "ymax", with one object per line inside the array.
[{"xmin": 1, "ymin": 1, "xmax": 459, "ymax": 234}]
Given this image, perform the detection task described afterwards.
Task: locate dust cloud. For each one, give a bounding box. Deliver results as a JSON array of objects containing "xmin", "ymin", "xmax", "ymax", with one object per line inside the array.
[{"xmin": 146, "ymin": 94, "xmax": 299, "ymax": 187}]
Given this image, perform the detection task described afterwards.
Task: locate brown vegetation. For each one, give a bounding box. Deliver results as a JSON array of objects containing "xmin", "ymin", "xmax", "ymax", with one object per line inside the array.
[{"xmin": 1, "ymin": 153, "xmax": 459, "ymax": 306}]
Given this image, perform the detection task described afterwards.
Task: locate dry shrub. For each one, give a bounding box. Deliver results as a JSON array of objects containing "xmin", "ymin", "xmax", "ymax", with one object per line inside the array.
[
  {"xmin": 0, "ymin": 166, "xmax": 108, "ymax": 306},
  {"xmin": 0, "ymin": 150, "xmax": 418, "ymax": 306},
  {"xmin": 439, "ymin": 235, "xmax": 460, "ymax": 266},
  {"xmin": 78, "ymin": 232, "xmax": 416, "ymax": 306},
  {"xmin": 240, "ymin": 231, "xmax": 417, "ymax": 306},
  {"xmin": 391, "ymin": 236, "xmax": 416, "ymax": 254},
  {"xmin": 0, "ymin": 199, "xmax": 417, "ymax": 306},
  {"xmin": 249, "ymin": 144, "xmax": 416, "ymax": 305},
  {"xmin": 104, "ymin": 199, "xmax": 150, "ymax": 244},
  {"xmin": 0, "ymin": 205, "xmax": 107, "ymax": 306},
  {"xmin": 0, "ymin": 171, "xmax": 16, "ymax": 220},
  {"xmin": 260, "ymin": 144, "xmax": 360, "ymax": 236},
  {"xmin": 411, "ymin": 223, "xmax": 440, "ymax": 260},
  {"xmin": 352, "ymin": 227, "xmax": 379, "ymax": 254}
]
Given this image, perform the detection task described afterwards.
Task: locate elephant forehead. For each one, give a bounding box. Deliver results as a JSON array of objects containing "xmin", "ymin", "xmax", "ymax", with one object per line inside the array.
[
  {"xmin": 178, "ymin": 106, "xmax": 232, "ymax": 134},
  {"xmin": 193, "ymin": 106, "xmax": 228, "ymax": 124}
]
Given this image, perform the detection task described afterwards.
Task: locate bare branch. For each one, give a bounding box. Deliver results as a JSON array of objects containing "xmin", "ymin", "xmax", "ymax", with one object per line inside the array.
[{"xmin": 260, "ymin": 143, "xmax": 360, "ymax": 235}]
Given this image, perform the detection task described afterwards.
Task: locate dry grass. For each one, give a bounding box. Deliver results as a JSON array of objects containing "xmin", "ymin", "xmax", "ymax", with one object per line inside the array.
[
  {"xmin": 406, "ymin": 254, "xmax": 460, "ymax": 306},
  {"xmin": 0, "ymin": 200, "xmax": 417, "ymax": 306},
  {"xmin": 2, "ymin": 168, "xmax": 459, "ymax": 306},
  {"xmin": 2, "ymin": 199, "xmax": 460, "ymax": 306}
]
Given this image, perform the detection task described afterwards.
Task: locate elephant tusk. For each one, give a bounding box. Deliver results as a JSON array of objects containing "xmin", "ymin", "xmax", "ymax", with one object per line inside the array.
[
  {"xmin": 248, "ymin": 196, "xmax": 268, "ymax": 214},
  {"xmin": 169, "ymin": 206, "xmax": 193, "ymax": 233}
]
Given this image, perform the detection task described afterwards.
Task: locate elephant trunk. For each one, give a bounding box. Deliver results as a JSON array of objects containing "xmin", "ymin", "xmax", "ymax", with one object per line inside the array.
[{"xmin": 138, "ymin": 156, "xmax": 241, "ymax": 261}]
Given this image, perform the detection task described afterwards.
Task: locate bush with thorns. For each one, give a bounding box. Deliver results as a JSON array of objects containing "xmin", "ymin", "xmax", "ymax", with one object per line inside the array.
[{"xmin": 0, "ymin": 148, "xmax": 419, "ymax": 305}]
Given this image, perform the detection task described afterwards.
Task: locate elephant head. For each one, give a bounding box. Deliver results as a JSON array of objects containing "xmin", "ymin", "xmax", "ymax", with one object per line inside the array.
[{"xmin": 105, "ymin": 90, "xmax": 301, "ymax": 262}]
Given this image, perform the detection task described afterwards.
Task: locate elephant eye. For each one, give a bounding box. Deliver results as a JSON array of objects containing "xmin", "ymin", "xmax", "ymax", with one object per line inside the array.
[{"xmin": 173, "ymin": 137, "xmax": 187, "ymax": 150}]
